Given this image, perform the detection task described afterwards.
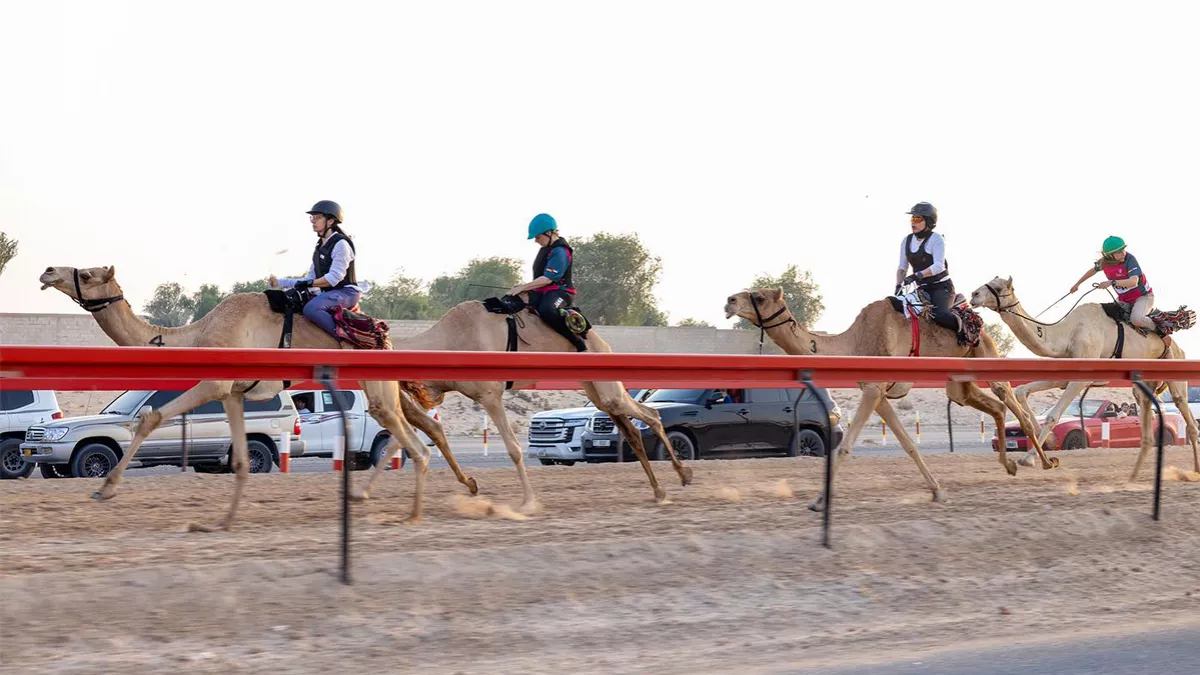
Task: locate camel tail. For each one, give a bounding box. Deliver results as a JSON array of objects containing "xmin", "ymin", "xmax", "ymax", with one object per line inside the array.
[{"xmin": 400, "ymin": 381, "xmax": 444, "ymax": 410}]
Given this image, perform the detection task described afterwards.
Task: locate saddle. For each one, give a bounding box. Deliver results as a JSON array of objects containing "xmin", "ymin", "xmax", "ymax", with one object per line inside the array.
[
  {"xmin": 263, "ymin": 288, "xmax": 390, "ymax": 351},
  {"xmin": 1100, "ymin": 302, "xmax": 1195, "ymax": 358},
  {"xmin": 886, "ymin": 290, "xmax": 981, "ymax": 355},
  {"xmin": 483, "ymin": 294, "xmax": 594, "ymax": 387}
]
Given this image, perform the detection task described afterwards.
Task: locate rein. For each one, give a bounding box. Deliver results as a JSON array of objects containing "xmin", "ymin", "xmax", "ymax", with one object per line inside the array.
[{"xmin": 983, "ymin": 282, "xmax": 1113, "ymax": 328}]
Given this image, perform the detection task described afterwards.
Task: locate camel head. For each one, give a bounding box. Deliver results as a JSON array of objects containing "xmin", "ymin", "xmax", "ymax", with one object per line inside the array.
[
  {"xmin": 969, "ymin": 275, "xmax": 1016, "ymax": 311},
  {"xmin": 724, "ymin": 288, "xmax": 789, "ymax": 325},
  {"xmin": 39, "ymin": 266, "xmax": 124, "ymax": 309}
]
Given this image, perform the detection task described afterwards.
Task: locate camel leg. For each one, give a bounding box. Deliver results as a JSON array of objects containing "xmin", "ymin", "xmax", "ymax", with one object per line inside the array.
[
  {"xmin": 947, "ymin": 382, "xmax": 1020, "ymax": 476},
  {"xmin": 353, "ymin": 381, "xmax": 430, "ymax": 523},
  {"xmin": 876, "ymin": 397, "xmax": 946, "ymax": 502},
  {"xmin": 188, "ymin": 394, "xmax": 250, "ymax": 532},
  {"xmin": 1019, "ymin": 381, "xmax": 1092, "ymax": 467},
  {"xmin": 1130, "ymin": 383, "xmax": 1157, "ymax": 482},
  {"xmin": 809, "ymin": 383, "xmax": 886, "ymax": 511},
  {"xmin": 477, "ymin": 389, "xmax": 541, "ymax": 514},
  {"xmin": 991, "ymin": 381, "xmax": 1057, "ymax": 470},
  {"xmin": 398, "ymin": 392, "xmax": 478, "ymax": 495},
  {"xmin": 610, "ymin": 412, "xmax": 669, "ymax": 503},
  {"xmin": 93, "ymin": 380, "xmax": 232, "ymax": 501},
  {"xmin": 590, "ymin": 381, "xmax": 694, "ymax": 487},
  {"xmin": 1011, "ymin": 380, "xmax": 1068, "ymax": 463}
]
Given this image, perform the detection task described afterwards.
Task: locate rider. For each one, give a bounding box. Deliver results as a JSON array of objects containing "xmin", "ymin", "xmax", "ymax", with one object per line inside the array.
[
  {"xmin": 896, "ymin": 201, "xmax": 961, "ymax": 336},
  {"xmin": 1070, "ymin": 235, "xmax": 1162, "ymax": 339},
  {"xmin": 269, "ymin": 200, "xmax": 364, "ymax": 340},
  {"xmin": 508, "ymin": 213, "xmax": 588, "ymax": 352}
]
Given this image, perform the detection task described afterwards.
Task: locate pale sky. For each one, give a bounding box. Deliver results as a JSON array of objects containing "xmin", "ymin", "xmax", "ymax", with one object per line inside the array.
[{"xmin": 3, "ymin": 1, "xmax": 1199, "ymax": 359}]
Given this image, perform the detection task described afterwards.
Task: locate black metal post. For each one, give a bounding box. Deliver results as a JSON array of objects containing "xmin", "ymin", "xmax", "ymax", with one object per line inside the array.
[
  {"xmin": 797, "ymin": 370, "xmax": 834, "ymax": 548},
  {"xmin": 316, "ymin": 366, "xmax": 352, "ymax": 584},
  {"xmin": 946, "ymin": 398, "xmax": 954, "ymax": 452},
  {"xmin": 1131, "ymin": 372, "xmax": 1165, "ymax": 521},
  {"xmin": 180, "ymin": 411, "xmax": 188, "ymax": 472}
]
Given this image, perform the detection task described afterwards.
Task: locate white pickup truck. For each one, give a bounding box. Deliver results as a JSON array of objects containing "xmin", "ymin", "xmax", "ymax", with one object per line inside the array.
[{"xmin": 288, "ymin": 389, "xmax": 437, "ymax": 469}]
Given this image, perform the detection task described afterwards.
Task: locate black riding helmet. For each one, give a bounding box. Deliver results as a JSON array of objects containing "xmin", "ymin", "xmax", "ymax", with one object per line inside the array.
[
  {"xmin": 906, "ymin": 202, "xmax": 938, "ymax": 228},
  {"xmin": 306, "ymin": 200, "xmax": 344, "ymax": 224}
]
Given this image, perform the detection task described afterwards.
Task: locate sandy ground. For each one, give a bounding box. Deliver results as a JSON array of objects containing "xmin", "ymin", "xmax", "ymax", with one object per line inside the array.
[
  {"xmin": 52, "ymin": 385, "xmax": 1143, "ymax": 437},
  {"xmin": 4, "ymin": 447, "xmax": 1200, "ymax": 674}
]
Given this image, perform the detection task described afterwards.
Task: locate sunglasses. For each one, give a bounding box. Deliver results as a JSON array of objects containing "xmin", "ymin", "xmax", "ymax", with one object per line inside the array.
[{"xmin": 910, "ymin": 216, "xmax": 924, "ymax": 223}]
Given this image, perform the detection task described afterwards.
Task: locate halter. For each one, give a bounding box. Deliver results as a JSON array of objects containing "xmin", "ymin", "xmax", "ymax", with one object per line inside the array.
[
  {"xmin": 982, "ymin": 282, "xmax": 1020, "ymax": 313},
  {"xmin": 748, "ymin": 293, "xmax": 797, "ymax": 354},
  {"xmin": 71, "ymin": 269, "xmax": 125, "ymax": 313}
]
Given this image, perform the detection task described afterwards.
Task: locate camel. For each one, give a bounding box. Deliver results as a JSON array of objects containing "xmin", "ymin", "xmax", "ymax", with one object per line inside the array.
[
  {"xmin": 39, "ymin": 265, "xmax": 433, "ymax": 529},
  {"xmin": 724, "ymin": 288, "xmax": 1054, "ymax": 508},
  {"xmin": 356, "ymin": 295, "xmax": 695, "ymax": 512},
  {"xmin": 968, "ymin": 276, "xmax": 1200, "ymax": 480}
]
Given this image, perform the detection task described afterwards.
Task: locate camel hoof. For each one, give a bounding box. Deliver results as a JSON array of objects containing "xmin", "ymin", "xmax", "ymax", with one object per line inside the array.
[
  {"xmin": 402, "ymin": 516, "xmax": 421, "ymax": 526},
  {"xmin": 186, "ymin": 521, "xmax": 228, "ymax": 533},
  {"xmin": 1017, "ymin": 455, "xmax": 1036, "ymax": 468},
  {"xmin": 932, "ymin": 489, "xmax": 949, "ymax": 503},
  {"xmin": 808, "ymin": 496, "xmax": 826, "ymax": 512},
  {"xmin": 518, "ymin": 500, "xmax": 543, "ymax": 516},
  {"xmin": 1046, "ymin": 457, "xmax": 1061, "ymax": 469},
  {"xmin": 653, "ymin": 487, "xmax": 667, "ymax": 502},
  {"xmin": 1005, "ymin": 460, "xmax": 1018, "ymax": 477},
  {"xmin": 90, "ymin": 490, "xmax": 112, "ymax": 501},
  {"xmin": 465, "ymin": 477, "xmax": 479, "ymax": 495},
  {"xmin": 348, "ymin": 489, "xmax": 369, "ymax": 503},
  {"xmin": 679, "ymin": 466, "xmax": 694, "ymax": 486}
]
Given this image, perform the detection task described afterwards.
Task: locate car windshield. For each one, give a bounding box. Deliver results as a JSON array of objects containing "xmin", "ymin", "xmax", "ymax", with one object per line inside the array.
[
  {"xmin": 644, "ymin": 389, "xmax": 705, "ymax": 404},
  {"xmin": 1058, "ymin": 400, "xmax": 1107, "ymax": 418},
  {"xmin": 100, "ymin": 391, "xmax": 149, "ymax": 416},
  {"xmin": 1162, "ymin": 386, "xmax": 1200, "ymax": 404}
]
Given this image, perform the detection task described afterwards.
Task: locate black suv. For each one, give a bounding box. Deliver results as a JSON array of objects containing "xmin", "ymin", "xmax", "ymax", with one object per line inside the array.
[{"xmin": 581, "ymin": 387, "xmax": 844, "ymax": 462}]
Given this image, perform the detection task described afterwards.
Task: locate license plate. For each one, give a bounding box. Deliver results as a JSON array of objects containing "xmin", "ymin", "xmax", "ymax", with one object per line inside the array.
[
  {"xmin": 23, "ymin": 448, "xmax": 32, "ymax": 456},
  {"xmin": 1006, "ymin": 441, "xmax": 1018, "ymax": 449},
  {"xmin": 592, "ymin": 440, "xmax": 611, "ymax": 447}
]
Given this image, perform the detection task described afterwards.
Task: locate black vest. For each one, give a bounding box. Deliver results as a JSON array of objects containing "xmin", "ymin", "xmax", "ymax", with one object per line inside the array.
[
  {"xmin": 532, "ymin": 237, "xmax": 574, "ymax": 291},
  {"xmin": 905, "ymin": 233, "xmax": 949, "ymax": 286},
  {"xmin": 313, "ymin": 232, "xmax": 357, "ymax": 289}
]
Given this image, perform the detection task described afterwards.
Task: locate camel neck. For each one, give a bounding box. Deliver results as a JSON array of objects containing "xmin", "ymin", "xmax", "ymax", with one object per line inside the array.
[
  {"xmin": 997, "ymin": 301, "xmax": 1061, "ymax": 357},
  {"xmin": 93, "ymin": 299, "xmax": 198, "ymax": 347}
]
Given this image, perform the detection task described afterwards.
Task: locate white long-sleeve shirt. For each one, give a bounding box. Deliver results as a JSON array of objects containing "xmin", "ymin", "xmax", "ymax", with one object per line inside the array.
[
  {"xmin": 279, "ymin": 238, "xmax": 367, "ymax": 293},
  {"xmin": 897, "ymin": 231, "xmax": 946, "ymax": 276}
]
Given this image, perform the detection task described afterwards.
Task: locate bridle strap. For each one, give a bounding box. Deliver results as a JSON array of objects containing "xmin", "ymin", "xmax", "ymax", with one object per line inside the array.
[
  {"xmin": 72, "ymin": 269, "xmax": 125, "ymax": 313},
  {"xmin": 749, "ymin": 294, "xmax": 797, "ymax": 354}
]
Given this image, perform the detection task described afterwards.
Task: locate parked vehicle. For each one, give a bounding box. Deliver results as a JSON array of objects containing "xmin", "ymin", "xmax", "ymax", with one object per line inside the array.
[
  {"xmin": 581, "ymin": 387, "xmax": 844, "ymax": 462},
  {"xmin": 1, "ymin": 390, "xmax": 62, "ymax": 479},
  {"xmin": 992, "ymin": 397, "xmax": 1182, "ymax": 452},
  {"xmin": 526, "ymin": 390, "xmax": 649, "ymax": 466},
  {"xmin": 20, "ymin": 389, "xmax": 304, "ymax": 478},
  {"xmin": 288, "ymin": 389, "xmax": 437, "ymax": 470}
]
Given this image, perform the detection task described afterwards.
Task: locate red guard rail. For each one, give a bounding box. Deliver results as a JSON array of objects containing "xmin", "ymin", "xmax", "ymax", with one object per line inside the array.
[{"xmin": 4, "ymin": 345, "xmax": 1200, "ymax": 390}]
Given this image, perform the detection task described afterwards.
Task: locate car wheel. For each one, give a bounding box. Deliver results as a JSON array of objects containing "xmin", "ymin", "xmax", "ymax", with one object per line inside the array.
[
  {"xmin": 71, "ymin": 443, "xmax": 119, "ymax": 479},
  {"xmin": 1061, "ymin": 430, "xmax": 1087, "ymax": 450},
  {"xmin": 0, "ymin": 439, "xmax": 35, "ymax": 479},
  {"xmin": 238, "ymin": 440, "xmax": 273, "ymax": 474},
  {"xmin": 38, "ymin": 463, "xmax": 73, "ymax": 479},
  {"xmin": 790, "ymin": 429, "xmax": 827, "ymax": 457},
  {"xmin": 656, "ymin": 430, "xmax": 695, "ymax": 461},
  {"xmin": 538, "ymin": 459, "xmax": 556, "ymax": 465},
  {"xmin": 370, "ymin": 436, "xmax": 395, "ymax": 469},
  {"xmin": 192, "ymin": 463, "xmax": 224, "ymax": 474},
  {"xmin": 559, "ymin": 460, "xmax": 576, "ymax": 466}
]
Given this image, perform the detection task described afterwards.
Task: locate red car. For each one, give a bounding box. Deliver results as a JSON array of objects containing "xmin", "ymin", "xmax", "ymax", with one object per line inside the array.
[{"xmin": 992, "ymin": 398, "xmax": 1182, "ymax": 452}]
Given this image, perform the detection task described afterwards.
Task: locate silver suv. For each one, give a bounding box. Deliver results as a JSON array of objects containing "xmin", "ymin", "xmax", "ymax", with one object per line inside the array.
[
  {"xmin": 1, "ymin": 390, "xmax": 62, "ymax": 479},
  {"xmin": 21, "ymin": 389, "xmax": 305, "ymax": 479}
]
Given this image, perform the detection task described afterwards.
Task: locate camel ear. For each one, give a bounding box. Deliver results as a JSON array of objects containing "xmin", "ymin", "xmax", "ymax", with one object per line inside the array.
[
  {"xmin": 1005, "ymin": 275, "xmax": 1012, "ymax": 288},
  {"xmin": 101, "ymin": 266, "xmax": 115, "ymax": 282},
  {"xmin": 767, "ymin": 288, "xmax": 783, "ymax": 303}
]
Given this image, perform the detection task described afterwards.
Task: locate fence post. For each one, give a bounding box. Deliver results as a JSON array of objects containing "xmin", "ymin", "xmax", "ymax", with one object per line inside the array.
[
  {"xmin": 915, "ymin": 409, "xmax": 921, "ymax": 446},
  {"xmin": 278, "ymin": 429, "xmax": 290, "ymax": 473},
  {"xmin": 946, "ymin": 398, "xmax": 955, "ymax": 452},
  {"xmin": 1131, "ymin": 372, "xmax": 1165, "ymax": 521},
  {"xmin": 482, "ymin": 411, "xmax": 489, "ymax": 457},
  {"xmin": 316, "ymin": 366, "xmax": 351, "ymax": 585}
]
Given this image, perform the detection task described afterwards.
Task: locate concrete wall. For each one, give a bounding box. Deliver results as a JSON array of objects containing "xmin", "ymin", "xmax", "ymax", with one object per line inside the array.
[{"xmin": 0, "ymin": 313, "xmax": 786, "ymax": 355}]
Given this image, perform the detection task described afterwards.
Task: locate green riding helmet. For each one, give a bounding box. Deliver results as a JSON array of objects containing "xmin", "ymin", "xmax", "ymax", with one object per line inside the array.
[{"xmin": 1102, "ymin": 235, "xmax": 1126, "ymax": 256}]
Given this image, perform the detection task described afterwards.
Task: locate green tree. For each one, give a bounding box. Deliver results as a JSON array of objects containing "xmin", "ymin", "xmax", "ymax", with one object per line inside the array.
[
  {"xmin": 191, "ymin": 284, "xmax": 227, "ymax": 322},
  {"xmin": 359, "ymin": 271, "xmax": 440, "ymax": 320},
  {"xmin": 428, "ymin": 257, "xmax": 523, "ymax": 310},
  {"xmin": 734, "ymin": 265, "xmax": 824, "ymax": 329},
  {"xmin": 677, "ymin": 317, "xmax": 712, "ymax": 327},
  {"xmin": 143, "ymin": 282, "xmax": 196, "ymax": 327},
  {"xmin": 229, "ymin": 277, "xmax": 273, "ymax": 294},
  {"xmin": 984, "ymin": 322, "xmax": 1015, "ymax": 357},
  {"xmin": 571, "ymin": 232, "xmax": 666, "ymax": 326},
  {"xmin": 0, "ymin": 232, "xmax": 17, "ymax": 277}
]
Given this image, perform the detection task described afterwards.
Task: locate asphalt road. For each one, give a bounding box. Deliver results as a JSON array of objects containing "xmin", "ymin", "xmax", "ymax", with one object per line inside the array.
[
  {"xmin": 19, "ymin": 432, "xmax": 1023, "ymax": 480},
  {"xmin": 781, "ymin": 625, "xmax": 1200, "ymax": 675}
]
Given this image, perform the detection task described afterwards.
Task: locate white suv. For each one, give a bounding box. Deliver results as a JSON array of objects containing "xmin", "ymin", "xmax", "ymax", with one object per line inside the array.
[
  {"xmin": 1, "ymin": 390, "xmax": 62, "ymax": 479},
  {"xmin": 288, "ymin": 389, "xmax": 436, "ymax": 469}
]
